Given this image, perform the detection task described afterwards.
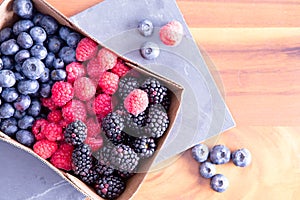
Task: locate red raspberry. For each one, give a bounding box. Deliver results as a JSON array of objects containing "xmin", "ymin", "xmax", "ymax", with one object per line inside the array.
[
  {"xmin": 33, "ymin": 139, "xmax": 58, "ymax": 159},
  {"xmin": 124, "ymin": 89, "xmax": 149, "ymax": 115},
  {"xmin": 66, "ymin": 62, "xmax": 86, "ymax": 84},
  {"xmin": 58, "ymin": 119, "xmax": 69, "ymax": 129},
  {"xmin": 98, "ymin": 72, "xmax": 119, "ymax": 95},
  {"xmin": 84, "ymin": 134, "xmax": 103, "ymax": 152},
  {"xmin": 62, "ymin": 100, "xmax": 87, "ymax": 123},
  {"xmin": 97, "ymin": 48, "xmax": 117, "ymax": 71},
  {"xmin": 74, "ymin": 77, "xmax": 96, "ymax": 101},
  {"xmin": 76, "ymin": 37, "xmax": 98, "ymax": 61},
  {"xmin": 41, "ymin": 98, "xmax": 58, "ymax": 110},
  {"xmin": 93, "ymin": 93, "xmax": 112, "ymax": 118},
  {"xmin": 111, "ymin": 59, "xmax": 130, "ymax": 77},
  {"xmin": 32, "ymin": 119, "xmax": 48, "ymax": 141},
  {"xmin": 159, "ymin": 20, "xmax": 183, "ymax": 46},
  {"xmin": 43, "ymin": 123, "xmax": 64, "ymax": 142},
  {"xmin": 50, "ymin": 143, "xmax": 74, "ymax": 171},
  {"xmin": 51, "ymin": 81, "xmax": 74, "ymax": 107},
  {"xmin": 86, "ymin": 57, "xmax": 104, "ymax": 81},
  {"xmin": 47, "ymin": 110, "xmax": 62, "ymax": 123},
  {"xmin": 86, "ymin": 117, "xmax": 101, "ymax": 137}
]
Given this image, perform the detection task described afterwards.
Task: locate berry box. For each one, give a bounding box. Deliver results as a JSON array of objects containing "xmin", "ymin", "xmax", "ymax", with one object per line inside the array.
[{"xmin": 0, "ymin": 0, "xmax": 183, "ymax": 199}]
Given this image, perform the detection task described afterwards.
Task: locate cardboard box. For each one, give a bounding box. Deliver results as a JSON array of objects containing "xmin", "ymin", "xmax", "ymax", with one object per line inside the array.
[{"xmin": 0, "ymin": 0, "xmax": 183, "ymax": 199}]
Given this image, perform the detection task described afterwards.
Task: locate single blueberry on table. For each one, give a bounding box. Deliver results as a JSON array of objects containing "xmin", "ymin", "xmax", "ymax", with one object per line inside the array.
[
  {"xmin": 210, "ymin": 174, "xmax": 229, "ymax": 193},
  {"xmin": 0, "ymin": 103, "xmax": 15, "ymax": 119},
  {"xmin": 1, "ymin": 87, "xmax": 19, "ymax": 102},
  {"xmin": 16, "ymin": 130, "xmax": 35, "ymax": 147},
  {"xmin": 59, "ymin": 26, "xmax": 71, "ymax": 41},
  {"xmin": 0, "ymin": 39, "xmax": 20, "ymax": 56},
  {"xmin": 199, "ymin": 162, "xmax": 216, "ymax": 179},
  {"xmin": 27, "ymin": 99, "xmax": 41, "ymax": 117},
  {"xmin": 52, "ymin": 58, "xmax": 64, "ymax": 69},
  {"xmin": 0, "ymin": 118, "xmax": 18, "ymax": 137},
  {"xmin": 13, "ymin": 94, "xmax": 31, "ymax": 112},
  {"xmin": 18, "ymin": 115, "xmax": 34, "ymax": 130},
  {"xmin": 210, "ymin": 144, "xmax": 231, "ymax": 165},
  {"xmin": 138, "ymin": 19, "xmax": 154, "ymax": 37},
  {"xmin": 0, "ymin": 70, "xmax": 16, "ymax": 87},
  {"xmin": 14, "ymin": 49, "xmax": 30, "ymax": 64},
  {"xmin": 30, "ymin": 44, "xmax": 48, "ymax": 60},
  {"xmin": 51, "ymin": 69, "xmax": 66, "ymax": 81},
  {"xmin": 17, "ymin": 79, "xmax": 39, "ymax": 95},
  {"xmin": 0, "ymin": 27, "xmax": 12, "ymax": 42},
  {"xmin": 12, "ymin": 19, "xmax": 34, "ymax": 36},
  {"xmin": 38, "ymin": 67, "xmax": 50, "ymax": 83},
  {"xmin": 140, "ymin": 41, "xmax": 160, "ymax": 60},
  {"xmin": 39, "ymin": 15, "xmax": 58, "ymax": 35},
  {"xmin": 58, "ymin": 46, "xmax": 76, "ymax": 64},
  {"xmin": 232, "ymin": 148, "xmax": 252, "ymax": 167},
  {"xmin": 66, "ymin": 32, "xmax": 81, "ymax": 48},
  {"xmin": 17, "ymin": 32, "xmax": 33, "ymax": 49},
  {"xmin": 13, "ymin": 0, "xmax": 33, "ymax": 19},
  {"xmin": 192, "ymin": 143, "xmax": 209, "ymax": 163},
  {"xmin": 22, "ymin": 57, "xmax": 45, "ymax": 80},
  {"xmin": 30, "ymin": 26, "xmax": 47, "ymax": 43},
  {"xmin": 47, "ymin": 36, "xmax": 62, "ymax": 54}
]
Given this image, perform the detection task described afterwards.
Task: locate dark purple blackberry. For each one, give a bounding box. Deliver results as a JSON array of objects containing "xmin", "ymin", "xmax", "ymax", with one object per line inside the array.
[
  {"xmin": 161, "ymin": 92, "xmax": 171, "ymax": 111},
  {"xmin": 95, "ymin": 162, "xmax": 115, "ymax": 176},
  {"xmin": 132, "ymin": 136, "xmax": 156, "ymax": 159},
  {"xmin": 116, "ymin": 170, "xmax": 135, "ymax": 180},
  {"xmin": 125, "ymin": 111, "xmax": 147, "ymax": 137},
  {"xmin": 102, "ymin": 112, "xmax": 125, "ymax": 144},
  {"xmin": 144, "ymin": 105, "xmax": 169, "ymax": 138},
  {"xmin": 117, "ymin": 76, "xmax": 140, "ymax": 100},
  {"xmin": 64, "ymin": 120, "xmax": 87, "ymax": 146},
  {"xmin": 110, "ymin": 144, "xmax": 139, "ymax": 172},
  {"xmin": 72, "ymin": 144, "xmax": 92, "ymax": 175},
  {"xmin": 93, "ymin": 141, "xmax": 114, "ymax": 166},
  {"xmin": 140, "ymin": 77, "xmax": 167, "ymax": 104},
  {"xmin": 94, "ymin": 175, "xmax": 125, "ymax": 200},
  {"xmin": 79, "ymin": 168, "xmax": 99, "ymax": 185}
]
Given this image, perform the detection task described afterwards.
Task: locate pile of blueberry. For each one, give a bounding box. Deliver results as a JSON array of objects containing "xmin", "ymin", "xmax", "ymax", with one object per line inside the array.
[
  {"xmin": 0, "ymin": 0, "xmax": 81, "ymax": 146},
  {"xmin": 192, "ymin": 144, "xmax": 251, "ymax": 192}
]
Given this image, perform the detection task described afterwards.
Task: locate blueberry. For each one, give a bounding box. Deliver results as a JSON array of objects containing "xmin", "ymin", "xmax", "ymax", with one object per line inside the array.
[
  {"xmin": 0, "ymin": 39, "xmax": 20, "ymax": 56},
  {"xmin": 59, "ymin": 26, "xmax": 71, "ymax": 41},
  {"xmin": 14, "ymin": 49, "xmax": 30, "ymax": 64},
  {"xmin": 16, "ymin": 130, "xmax": 35, "ymax": 147},
  {"xmin": 138, "ymin": 19, "xmax": 154, "ymax": 37},
  {"xmin": 232, "ymin": 148, "xmax": 251, "ymax": 167},
  {"xmin": 192, "ymin": 143, "xmax": 209, "ymax": 163},
  {"xmin": 27, "ymin": 99, "xmax": 41, "ymax": 117},
  {"xmin": 30, "ymin": 26, "xmax": 47, "ymax": 43},
  {"xmin": 39, "ymin": 15, "xmax": 58, "ymax": 35},
  {"xmin": 0, "ymin": 103, "xmax": 15, "ymax": 119},
  {"xmin": 0, "ymin": 27, "xmax": 12, "ymax": 42},
  {"xmin": 66, "ymin": 32, "xmax": 81, "ymax": 48},
  {"xmin": 14, "ymin": 110, "xmax": 26, "ymax": 119},
  {"xmin": 32, "ymin": 12, "xmax": 44, "ymax": 25},
  {"xmin": 13, "ymin": 19, "xmax": 34, "ymax": 36},
  {"xmin": 14, "ymin": 72, "xmax": 25, "ymax": 82},
  {"xmin": 30, "ymin": 44, "xmax": 48, "ymax": 60},
  {"xmin": 13, "ymin": 94, "xmax": 31, "ymax": 112},
  {"xmin": 13, "ymin": 0, "xmax": 33, "ymax": 19},
  {"xmin": 0, "ymin": 118, "xmax": 18, "ymax": 137},
  {"xmin": 210, "ymin": 174, "xmax": 229, "ymax": 193},
  {"xmin": 0, "ymin": 58, "xmax": 2, "ymax": 70},
  {"xmin": 2, "ymin": 56, "xmax": 14, "ymax": 70},
  {"xmin": 22, "ymin": 57, "xmax": 45, "ymax": 79},
  {"xmin": 52, "ymin": 58, "xmax": 64, "ymax": 69},
  {"xmin": 140, "ymin": 41, "xmax": 160, "ymax": 60},
  {"xmin": 17, "ymin": 32, "xmax": 33, "ymax": 49},
  {"xmin": 1, "ymin": 88, "xmax": 19, "ymax": 102},
  {"xmin": 199, "ymin": 162, "xmax": 216, "ymax": 179},
  {"xmin": 38, "ymin": 67, "xmax": 50, "ymax": 83},
  {"xmin": 47, "ymin": 36, "xmax": 62, "ymax": 54},
  {"xmin": 0, "ymin": 70, "xmax": 16, "ymax": 87},
  {"xmin": 39, "ymin": 83, "xmax": 51, "ymax": 98},
  {"xmin": 51, "ymin": 69, "xmax": 66, "ymax": 81},
  {"xmin": 58, "ymin": 46, "xmax": 76, "ymax": 64},
  {"xmin": 17, "ymin": 79, "xmax": 39, "ymax": 95},
  {"xmin": 44, "ymin": 52, "xmax": 55, "ymax": 68},
  {"xmin": 18, "ymin": 115, "xmax": 34, "ymax": 129},
  {"xmin": 210, "ymin": 145, "xmax": 231, "ymax": 165}
]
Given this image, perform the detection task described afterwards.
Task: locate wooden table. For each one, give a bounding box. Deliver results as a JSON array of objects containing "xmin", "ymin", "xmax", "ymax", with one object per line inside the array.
[{"xmin": 13, "ymin": 0, "xmax": 300, "ymax": 199}]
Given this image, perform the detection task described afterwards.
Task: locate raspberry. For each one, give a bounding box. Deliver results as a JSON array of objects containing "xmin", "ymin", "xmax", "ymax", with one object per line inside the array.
[
  {"xmin": 86, "ymin": 57, "xmax": 104, "ymax": 80},
  {"xmin": 66, "ymin": 62, "xmax": 86, "ymax": 84},
  {"xmin": 124, "ymin": 89, "xmax": 149, "ymax": 115},
  {"xmin": 41, "ymin": 98, "xmax": 58, "ymax": 111},
  {"xmin": 93, "ymin": 93, "xmax": 112, "ymax": 118},
  {"xmin": 58, "ymin": 119, "xmax": 69, "ymax": 129},
  {"xmin": 84, "ymin": 134, "xmax": 103, "ymax": 152},
  {"xmin": 74, "ymin": 77, "xmax": 96, "ymax": 101},
  {"xmin": 32, "ymin": 118, "xmax": 48, "ymax": 141},
  {"xmin": 86, "ymin": 117, "xmax": 101, "ymax": 137},
  {"xmin": 111, "ymin": 59, "xmax": 130, "ymax": 77},
  {"xmin": 98, "ymin": 72, "xmax": 119, "ymax": 95},
  {"xmin": 51, "ymin": 81, "xmax": 74, "ymax": 107},
  {"xmin": 97, "ymin": 48, "xmax": 117, "ymax": 71},
  {"xmin": 62, "ymin": 100, "xmax": 87, "ymax": 123},
  {"xmin": 76, "ymin": 37, "xmax": 98, "ymax": 62},
  {"xmin": 159, "ymin": 20, "xmax": 183, "ymax": 46},
  {"xmin": 47, "ymin": 110, "xmax": 62, "ymax": 123},
  {"xmin": 50, "ymin": 143, "xmax": 74, "ymax": 171},
  {"xmin": 33, "ymin": 139, "xmax": 58, "ymax": 159},
  {"xmin": 43, "ymin": 122, "xmax": 63, "ymax": 142}
]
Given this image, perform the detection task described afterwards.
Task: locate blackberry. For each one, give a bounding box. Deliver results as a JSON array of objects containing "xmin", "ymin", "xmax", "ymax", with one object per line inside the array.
[
  {"xmin": 116, "ymin": 170, "xmax": 135, "ymax": 180},
  {"xmin": 64, "ymin": 120, "xmax": 87, "ymax": 146},
  {"xmin": 93, "ymin": 141, "xmax": 114, "ymax": 166},
  {"xmin": 161, "ymin": 92, "xmax": 171, "ymax": 111},
  {"xmin": 102, "ymin": 112, "xmax": 125, "ymax": 144},
  {"xmin": 117, "ymin": 77, "xmax": 140, "ymax": 100},
  {"xmin": 110, "ymin": 144, "xmax": 139, "ymax": 172},
  {"xmin": 94, "ymin": 175, "xmax": 125, "ymax": 200},
  {"xmin": 144, "ymin": 105, "xmax": 169, "ymax": 138},
  {"xmin": 132, "ymin": 136, "xmax": 156, "ymax": 159},
  {"xmin": 95, "ymin": 162, "xmax": 115, "ymax": 176},
  {"xmin": 125, "ymin": 111, "xmax": 147, "ymax": 137},
  {"xmin": 140, "ymin": 77, "xmax": 167, "ymax": 104},
  {"xmin": 72, "ymin": 144, "xmax": 93, "ymax": 175},
  {"xmin": 80, "ymin": 168, "xmax": 99, "ymax": 185}
]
